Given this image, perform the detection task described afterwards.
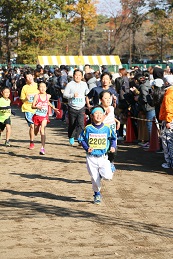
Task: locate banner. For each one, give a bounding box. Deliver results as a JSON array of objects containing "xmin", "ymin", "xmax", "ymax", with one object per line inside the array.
[{"xmin": 37, "ymin": 55, "xmax": 121, "ymax": 66}]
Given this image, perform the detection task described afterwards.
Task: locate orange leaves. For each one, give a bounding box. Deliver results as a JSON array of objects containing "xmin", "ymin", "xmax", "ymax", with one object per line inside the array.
[{"xmin": 65, "ymin": 0, "xmax": 98, "ymax": 29}]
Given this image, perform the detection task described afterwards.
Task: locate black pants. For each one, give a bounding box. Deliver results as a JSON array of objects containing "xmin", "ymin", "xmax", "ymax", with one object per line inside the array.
[{"xmin": 68, "ymin": 106, "xmax": 85, "ymax": 140}]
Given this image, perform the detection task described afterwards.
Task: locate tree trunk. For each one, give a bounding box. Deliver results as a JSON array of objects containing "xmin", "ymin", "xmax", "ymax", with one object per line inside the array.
[
  {"xmin": 132, "ymin": 28, "xmax": 136, "ymax": 61},
  {"xmin": 79, "ymin": 19, "xmax": 85, "ymax": 56},
  {"xmin": 5, "ymin": 24, "xmax": 11, "ymax": 63}
]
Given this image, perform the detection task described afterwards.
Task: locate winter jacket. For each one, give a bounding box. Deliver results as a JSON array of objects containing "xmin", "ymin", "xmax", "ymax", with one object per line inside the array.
[
  {"xmin": 87, "ymin": 77, "xmax": 97, "ymax": 91},
  {"xmin": 159, "ymin": 86, "xmax": 173, "ymax": 122},
  {"xmin": 138, "ymin": 80, "xmax": 155, "ymax": 112}
]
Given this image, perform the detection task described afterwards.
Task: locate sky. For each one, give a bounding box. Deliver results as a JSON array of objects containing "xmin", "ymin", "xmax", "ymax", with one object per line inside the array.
[{"xmin": 96, "ymin": 0, "xmax": 121, "ymax": 16}]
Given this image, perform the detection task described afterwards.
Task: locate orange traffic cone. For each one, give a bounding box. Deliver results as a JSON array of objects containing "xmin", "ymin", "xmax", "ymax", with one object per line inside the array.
[
  {"xmin": 125, "ymin": 113, "xmax": 136, "ymax": 143},
  {"xmin": 148, "ymin": 117, "xmax": 160, "ymax": 152},
  {"xmin": 56, "ymin": 99, "xmax": 63, "ymax": 119}
]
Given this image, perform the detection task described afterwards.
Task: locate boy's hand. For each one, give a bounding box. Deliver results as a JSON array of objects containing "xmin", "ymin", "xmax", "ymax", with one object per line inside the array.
[
  {"xmin": 88, "ymin": 147, "xmax": 93, "ymax": 153},
  {"xmin": 110, "ymin": 147, "xmax": 115, "ymax": 153}
]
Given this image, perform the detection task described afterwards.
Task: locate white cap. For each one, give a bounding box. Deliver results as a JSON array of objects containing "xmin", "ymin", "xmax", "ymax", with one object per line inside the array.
[
  {"xmin": 164, "ymin": 75, "xmax": 173, "ymax": 85},
  {"xmin": 152, "ymin": 78, "xmax": 164, "ymax": 88}
]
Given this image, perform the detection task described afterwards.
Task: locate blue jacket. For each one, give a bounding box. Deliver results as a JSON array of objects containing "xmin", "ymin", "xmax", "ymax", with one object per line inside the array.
[{"xmin": 80, "ymin": 123, "xmax": 117, "ymax": 156}]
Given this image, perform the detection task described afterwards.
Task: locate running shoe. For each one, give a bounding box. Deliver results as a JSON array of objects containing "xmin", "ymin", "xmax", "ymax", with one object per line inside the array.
[
  {"xmin": 142, "ymin": 142, "xmax": 150, "ymax": 149},
  {"xmin": 156, "ymin": 150, "xmax": 164, "ymax": 154},
  {"xmin": 138, "ymin": 141, "xmax": 145, "ymax": 146},
  {"xmin": 94, "ymin": 194, "xmax": 101, "ymax": 205},
  {"xmin": 29, "ymin": 143, "xmax": 35, "ymax": 150},
  {"xmin": 161, "ymin": 163, "xmax": 170, "ymax": 169},
  {"xmin": 40, "ymin": 148, "xmax": 45, "ymax": 155},
  {"xmin": 111, "ymin": 163, "xmax": 116, "ymax": 173},
  {"xmin": 141, "ymin": 142, "xmax": 149, "ymax": 148},
  {"xmin": 69, "ymin": 137, "xmax": 74, "ymax": 145},
  {"xmin": 5, "ymin": 140, "xmax": 11, "ymax": 147}
]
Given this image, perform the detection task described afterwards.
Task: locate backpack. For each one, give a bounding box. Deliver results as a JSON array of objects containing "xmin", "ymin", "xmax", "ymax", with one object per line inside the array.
[{"xmin": 114, "ymin": 77, "xmax": 124, "ymax": 94}]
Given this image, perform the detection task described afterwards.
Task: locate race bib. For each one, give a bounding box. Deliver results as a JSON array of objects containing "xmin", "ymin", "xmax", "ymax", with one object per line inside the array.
[
  {"xmin": 72, "ymin": 96, "xmax": 85, "ymax": 106},
  {"xmin": 0, "ymin": 108, "xmax": 11, "ymax": 114},
  {"xmin": 110, "ymin": 123, "xmax": 116, "ymax": 133},
  {"xmin": 36, "ymin": 105, "xmax": 48, "ymax": 116},
  {"xmin": 28, "ymin": 94, "xmax": 35, "ymax": 103},
  {"xmin": 88, "ymin": 133, "xmax": 107, "ymax": 149}
]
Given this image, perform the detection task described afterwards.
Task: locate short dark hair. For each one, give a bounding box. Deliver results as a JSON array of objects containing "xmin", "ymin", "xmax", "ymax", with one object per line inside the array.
[
  {"xmin": 73, "ymin": 69, "xmax": 83, "ymax": 76},
  {"xmin": 100, "ymin": 71, "xmax": 112, "ymax": 81},
  {"xmin": 84, "ymin": 64, "xmax": 90, "ymax": 68},
  {"xmin": 1, "ymin": 86, "xmax": 10, "ymax": 93},
  {"xmin": 84, "ymin": 72, "xmax": 94, "ymax": 81},
  {"xmin": 23, "ymin": 69, "xmax": 34, "ymax": 79},
  {"xmin": 99, "ymin": 90, "xmax": 112, "ymax": 100},
  {"xmin": 60, "ymin": 65, "xmax": 66, "ymax": 70}
]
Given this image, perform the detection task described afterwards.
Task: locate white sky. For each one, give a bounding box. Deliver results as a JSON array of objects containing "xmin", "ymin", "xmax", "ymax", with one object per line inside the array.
[{"xmin": 96, "ymin": 0, "xmax": 121, "ymax": 16}]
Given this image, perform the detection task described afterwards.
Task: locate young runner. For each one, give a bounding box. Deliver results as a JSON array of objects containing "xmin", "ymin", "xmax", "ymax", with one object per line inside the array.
[
  {"xmin": 80, "ymin": 105, "xmax": 117, "ymax": 204},
  {"xmin": 99, "ymin": 90, "xmax": 120, "ymax": 172},
  {"xmin": 32, "ymin": 82, "xmax": 59, "ymax": 155},
  {"xmin": 0, "ymin": 87, "xmax": 12, "ymax": 146},
  {"xmin": 20, "ymin": 70, "xmax": 39, "ymax": 149}
]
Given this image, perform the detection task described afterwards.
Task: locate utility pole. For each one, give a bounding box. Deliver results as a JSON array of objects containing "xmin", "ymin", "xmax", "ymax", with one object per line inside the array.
[{"xmin": 104, "ymin": 30, "xmax": 113, "ymax": 54}]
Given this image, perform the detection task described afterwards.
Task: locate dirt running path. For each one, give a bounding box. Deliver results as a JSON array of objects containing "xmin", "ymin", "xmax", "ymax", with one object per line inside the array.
[{"xmin": 0, "ymin": 107, "xmax": 173, "ymax": 259}]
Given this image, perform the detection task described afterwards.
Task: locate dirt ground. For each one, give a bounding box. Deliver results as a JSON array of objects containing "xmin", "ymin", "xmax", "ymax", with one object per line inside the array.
[{"xmin": 0, "ymin": 106, "xmax": 173, "ymax": 259}]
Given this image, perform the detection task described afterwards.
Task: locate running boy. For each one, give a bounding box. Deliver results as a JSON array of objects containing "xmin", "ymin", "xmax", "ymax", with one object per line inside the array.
[
  {"xmin": 80, "ymin": 105, "xmax": 117, "ymax": 204},
  {"xmin": 20, "ymin": 70, "xmax": 39, "ymax": 149},
  {"xmin": 32, "ymin": 82, "xmax": 59, "ymax": 155},
  {"xmin": 0, "ymin": 87, "xmax": 12, "ymax": 146},
  {"xmin": 99, "ymin": 90, "xmax": 120, "ymax": 172}
]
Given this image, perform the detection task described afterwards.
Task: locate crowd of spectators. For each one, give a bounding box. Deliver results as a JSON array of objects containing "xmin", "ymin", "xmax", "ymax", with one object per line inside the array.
[{"xmin": 1, "ymin": 63, "xmax": 173, "ymax": 168}]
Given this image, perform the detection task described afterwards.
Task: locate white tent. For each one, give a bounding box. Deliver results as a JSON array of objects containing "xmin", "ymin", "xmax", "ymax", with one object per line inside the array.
[{"xmin": 37, "ymin": 55, "xmax": 121, "ymax": 66}]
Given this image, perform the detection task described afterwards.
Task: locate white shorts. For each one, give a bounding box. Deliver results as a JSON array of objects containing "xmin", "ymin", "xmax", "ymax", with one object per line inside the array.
[{"xmin": 86, "ymin": 154, "xmax": 113, "ymax": 192}]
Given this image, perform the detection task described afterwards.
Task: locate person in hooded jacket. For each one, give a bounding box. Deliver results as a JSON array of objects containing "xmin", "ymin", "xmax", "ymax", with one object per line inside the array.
[
  {"xmin": 159, "ymin": 75, "xmax": 173, "ymax": 168},
  {"xmin": 153, "ymin": 66, "xmax": 164, "ymax": 80},
  {"xmin": 136, "ymin": 73, "xmax": 156, "ymax": 148}
]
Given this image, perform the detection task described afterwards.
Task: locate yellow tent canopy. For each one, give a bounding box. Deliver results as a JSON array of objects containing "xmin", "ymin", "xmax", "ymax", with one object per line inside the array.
[{"xmin": 37, "ymin": 55, "xmax": 121, "ymax": 66}]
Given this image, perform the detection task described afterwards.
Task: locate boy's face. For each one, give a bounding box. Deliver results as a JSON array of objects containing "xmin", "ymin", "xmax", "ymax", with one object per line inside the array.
[
  {"xmin": 2, "ymin": 88, "xmax": 10, "ymax": 99},
  {"xmin": 26, "ymin": 74, "xmax": 34, "ymax": 84},
  {"xmin": 84, "ymin": 65, "xmax": 91, "ymax": 74},
  {"xmin": 91, "ymin": 110, "xmax": 104, "ymax": 124},
  {"xmin": 101, "ymin": 74, "xmax": 111, "ymax": 87}
]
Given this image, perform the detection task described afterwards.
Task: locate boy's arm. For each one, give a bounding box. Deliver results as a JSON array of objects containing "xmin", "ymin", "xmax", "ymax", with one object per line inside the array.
[
  {"xmin": 79, "ymin": 129, "xmax": 90, "ymax": 152},
  {"xmin": 115, "ymin": 117, "xmax": 120, "ymax": 130},
  {"xmin": 32, "ymin": 94, "xmax": 39, "ymax": 109},
  {"xmin": 81, "ymin": 140, "xmax": 89, "ymax": 152},
  {"xmin": 109, "ymin": 130, "xmax": 117, "ymax": 152},
  {"xmin": 20, "ymin": 86, "xmax": 27, "ymax": 102}
]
